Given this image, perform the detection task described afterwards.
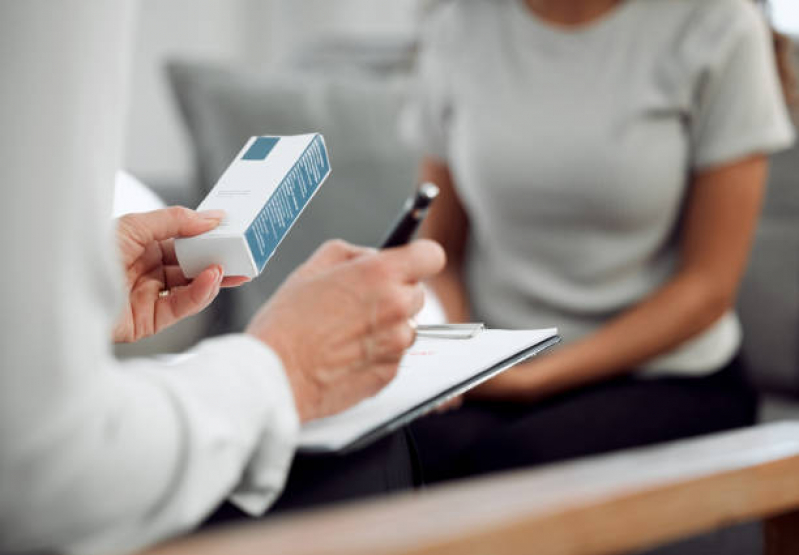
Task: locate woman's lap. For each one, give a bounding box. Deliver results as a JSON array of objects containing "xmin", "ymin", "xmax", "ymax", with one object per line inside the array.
[
  {"xmin": 411, "ymin": 356, "xmax": 758, "ymax": 483},
  {"xmin": 203, "ymin": 357, "xmax": 758, "ymax": 527}
]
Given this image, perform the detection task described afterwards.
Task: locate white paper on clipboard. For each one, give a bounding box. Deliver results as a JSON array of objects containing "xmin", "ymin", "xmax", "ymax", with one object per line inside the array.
[{"xmin": 299, "ymin": 328, "xmax": 559, "ymax": 453}]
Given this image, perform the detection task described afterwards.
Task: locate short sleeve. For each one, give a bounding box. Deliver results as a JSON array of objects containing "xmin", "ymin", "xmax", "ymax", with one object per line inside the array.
[
  {"xmin": 400, "ymin": 7, "xmax": 459, "ymax": 161},
  {"xmin": 689, "ymin": 2, "xmax": 795, "ymax": 170}
]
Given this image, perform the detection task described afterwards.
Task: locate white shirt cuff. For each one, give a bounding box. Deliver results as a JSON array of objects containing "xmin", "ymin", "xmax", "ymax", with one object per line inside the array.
[{"xmin": 188, "ymin": 334, "xmax": 300, "ymax": 515}]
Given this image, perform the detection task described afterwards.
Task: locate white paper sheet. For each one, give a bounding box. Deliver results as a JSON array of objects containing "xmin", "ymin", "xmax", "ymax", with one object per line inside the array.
[{"xmin": 299, "ymin": 328, "xmax": 559, "ymax": 452}]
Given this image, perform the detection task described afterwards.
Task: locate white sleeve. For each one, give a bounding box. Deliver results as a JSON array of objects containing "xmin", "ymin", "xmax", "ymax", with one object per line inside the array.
[
  {"xmin": 687, "ymin": 0, "xmax": 795, "ymax": 170},
  {"xmin": 0, "ymin": 2, "xmax": 298, "ymax": 554}
]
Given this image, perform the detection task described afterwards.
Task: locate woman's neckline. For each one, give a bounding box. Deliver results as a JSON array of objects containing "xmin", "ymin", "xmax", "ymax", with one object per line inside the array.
[{"xmin": 513, "ymin": 0, "xmax": 633, "ymax": 36}]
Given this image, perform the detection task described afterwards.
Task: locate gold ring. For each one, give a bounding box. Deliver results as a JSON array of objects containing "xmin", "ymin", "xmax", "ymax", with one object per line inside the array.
[{"xmin": 158, "ymin": 289, "xmax": 171, "ymax": 298}]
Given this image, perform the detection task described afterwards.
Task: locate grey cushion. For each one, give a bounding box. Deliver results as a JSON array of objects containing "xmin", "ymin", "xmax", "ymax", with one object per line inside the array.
[
  {"xmin": 168, "ymin": 62, "xmax": 418, "ymax": 329},
  {"xmin": 169, "ymin": 58, "xmax": 799, "ymax": 393},
  {"xmin": 738, "ymin": 138, "xmax": 799, "ymax": 394}
]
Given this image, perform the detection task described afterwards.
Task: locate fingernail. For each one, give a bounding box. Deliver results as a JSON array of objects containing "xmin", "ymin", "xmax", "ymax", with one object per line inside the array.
[
  {"xmin": 198, "ymin": 209, "xmax": 226, "ymax": 221},
  {"xmin": 206, "ymin": 268, "xmax": 223, "ymax": 300}
]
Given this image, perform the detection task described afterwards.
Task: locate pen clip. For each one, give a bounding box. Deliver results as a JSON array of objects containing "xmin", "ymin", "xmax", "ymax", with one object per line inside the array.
[{"xmin": 416, "ymin": 323, "xmax": 485, "ymax": 340}]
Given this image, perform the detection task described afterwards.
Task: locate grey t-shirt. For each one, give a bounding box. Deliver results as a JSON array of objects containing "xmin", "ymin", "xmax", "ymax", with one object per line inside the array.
[{"xmin": 403, "ymin": 0, "xmax": 795, "ymax": 376}]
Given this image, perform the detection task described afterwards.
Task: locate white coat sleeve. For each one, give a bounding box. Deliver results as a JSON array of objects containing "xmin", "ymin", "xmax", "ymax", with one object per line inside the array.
[{"xmin": 0, "ymin": 2, "xmax": 298, "ymax": 554}]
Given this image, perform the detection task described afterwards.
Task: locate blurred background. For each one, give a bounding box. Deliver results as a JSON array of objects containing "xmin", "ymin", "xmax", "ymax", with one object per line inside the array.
[
  {"xmin": 117, "ymin": 0, "xmax": 799, "ymax": 425},
  {"xmin": 123, "ymin": 0, "xmax": 798, "ymax": 198},
  {"xmin": 112, "ymin": 3, "xmax": 799, "ymax": 551},
  {"xmin": 125, "ymin": 0, "xmax": 429, "ymax": 197}
]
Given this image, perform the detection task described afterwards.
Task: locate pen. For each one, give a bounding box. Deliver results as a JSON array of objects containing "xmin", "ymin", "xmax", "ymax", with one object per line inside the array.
[
  {"xmin": 380, "ymin": 183, "xmax": 482, "ymax": 339},
  {"xmin": 380, "ymin": 183, "xmax": 440, "ymax": 248}
]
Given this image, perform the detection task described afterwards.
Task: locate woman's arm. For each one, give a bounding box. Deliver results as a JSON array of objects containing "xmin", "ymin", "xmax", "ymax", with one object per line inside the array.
[
  {"xmin": 419, "ymin": 157, "xmax": 473, "ymax": 323},
  {"xmin": 472, "ymin": 155, "xmax": 768, "ymax": 402}
]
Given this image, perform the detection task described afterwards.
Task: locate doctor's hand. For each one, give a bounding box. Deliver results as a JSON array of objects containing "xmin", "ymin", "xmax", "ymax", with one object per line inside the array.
[
  {"xmin": 247, "ymin": 239, "xmax": 446, "ymax": 423},
  {"xmin": 113, "ymin": 207, "xmax": 249, "ymax": 343}
]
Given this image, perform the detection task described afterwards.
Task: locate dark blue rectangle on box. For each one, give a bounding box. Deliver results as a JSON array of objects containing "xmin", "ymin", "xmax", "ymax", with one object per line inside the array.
[{"xmin": 242, "ymin": 137, "xmax": 280, "ymax": 160}]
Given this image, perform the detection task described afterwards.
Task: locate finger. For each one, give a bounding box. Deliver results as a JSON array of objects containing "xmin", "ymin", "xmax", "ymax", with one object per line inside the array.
[
  {"xmin": 355, "ymin": 362, "xmax": 401, "ymax": 400},
  {"xmin": 407, "ymin": 284, "xmax": 426, "ymax": 318},
  {"xmin": 378, "ymin": 239, "xmax": 446, "ymax": 283},
  {"xmin": 366, "ymin": 321, "xmax": 416, "ymax": 363},
  {"xmin": 160, "ymin": 238, "xmax": 178, "ymax": 266},
  {"xmin": 165, "ymin": 264, "xmax": 247, "ymax": 290},
  {"xmin": 434, "ymin": 396, "xmax": 464, "ymax": 414},
  {"xmin": 127, "ymin": 242, "xmax": 165, "ymax": 285},
  {"xmin": 307, "ymin": 239, "xmax": 376, "ymax": 270},
  {"xmin": 155, "ymin": 265, "xmax": 223, "ymax": 330},
  {"xmin": 164, "ymin": 265, "xmax": 191, "ymax": 289},
  {"xmin": 221, "ymin": 276, "xmax": 251, "ymax": 288},
  {"xmin": 119, "ymin": 206, "xmax": 226, "ymax": 248},
  {"xmin": 372, "ymin": 284, "xmax": 426, "ymax": 328}
]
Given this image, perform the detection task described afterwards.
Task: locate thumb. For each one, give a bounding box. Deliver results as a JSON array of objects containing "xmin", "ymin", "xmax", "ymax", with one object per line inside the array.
[{"xmin": 118, "ymin": 206, "xmax": 225, "ymax": 246}]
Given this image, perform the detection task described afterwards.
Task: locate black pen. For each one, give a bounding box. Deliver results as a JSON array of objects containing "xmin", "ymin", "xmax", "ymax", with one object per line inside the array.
[{"xmin": 380, "ymin": 183, "xmax": 440, "ymax": 249}]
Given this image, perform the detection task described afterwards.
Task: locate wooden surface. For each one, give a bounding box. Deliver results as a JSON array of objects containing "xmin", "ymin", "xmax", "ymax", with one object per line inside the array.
[{"xmin": 146, "ymin": 422, "xmax": 799, "ymax": 555}]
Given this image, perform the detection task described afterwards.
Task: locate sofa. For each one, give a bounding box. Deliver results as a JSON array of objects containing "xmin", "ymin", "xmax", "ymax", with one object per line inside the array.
[{"xmin": 166, "ymin": 40, "xmax": 798, "ymax": 555}]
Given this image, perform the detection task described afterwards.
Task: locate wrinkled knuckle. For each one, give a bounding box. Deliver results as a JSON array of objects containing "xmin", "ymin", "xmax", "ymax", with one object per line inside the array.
[
  {"xmin": 324, "ymin": 238, "xmax": 349, "ymax": 254},
  {"xmin": 118, "ymin": 213, "xmax": 135, "ymax": 228},
  {"xmin": 398, "ymin": 324, "xmax": 416, "ymax": 350},
  {"xmin": 379, "ymin": 363, "xmax": 399, "ymax": 384},
  {"xmin": 381, "ymin": 294, "xmax": 409, "ymax": 324},
  {"xmin": 385, "ymin": 330, "xmax": 405, "ymax": 354},
  {"xmin": 117, "ymin": 213, "xmax": 141, "ymax": 236},
  {"xmin": 130, "ymin": 287, "xmax": 149, "ymax": 308},
  {"xmin": 364, "ymin": 257, "xmax": 392, "ymax": 282},
  {"xmin": 387, "ymin": 328, "xmax": 413, "ymax": 354},
  {"xmin": 168, "ymin": 205, "xmax": 191, "ymax": 223}
]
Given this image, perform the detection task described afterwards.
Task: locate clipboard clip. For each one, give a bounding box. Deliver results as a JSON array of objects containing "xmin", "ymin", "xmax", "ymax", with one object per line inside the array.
[{"xmin": 416, "ymin": 323, "xmax": 485, "ymax": 340}]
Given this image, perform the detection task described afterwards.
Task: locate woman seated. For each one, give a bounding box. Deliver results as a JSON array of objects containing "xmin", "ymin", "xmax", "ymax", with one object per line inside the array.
[{"xmin": 404, "ymin": 0, "xmax": 796, "ymax": 482}]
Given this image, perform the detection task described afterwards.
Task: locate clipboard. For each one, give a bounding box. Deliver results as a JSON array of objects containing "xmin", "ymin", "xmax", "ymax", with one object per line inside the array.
[{"xmin": 298, "ymin": 328, "xmax": 561, "ymax": 454}]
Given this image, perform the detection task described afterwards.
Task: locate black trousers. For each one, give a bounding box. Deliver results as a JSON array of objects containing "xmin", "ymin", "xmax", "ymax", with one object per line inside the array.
[
  {"xmin": 410, "ymin": 354, "xmax": 758, "ymax": 484},
  {"xmin": 204, "ymin": 427, "xmax": 420, "ymax": 527},
  {"xmin": 205, "ymin": 355, "xmax": 756, "ymax": 526}
]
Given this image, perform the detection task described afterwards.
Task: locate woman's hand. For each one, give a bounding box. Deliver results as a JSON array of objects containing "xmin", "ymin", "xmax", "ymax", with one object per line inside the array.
[{"xmin": 113, "ymin": 207, "xmax": 249, "ymax": 343}]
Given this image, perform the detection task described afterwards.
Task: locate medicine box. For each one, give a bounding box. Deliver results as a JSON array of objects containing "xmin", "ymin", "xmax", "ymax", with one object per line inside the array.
[{"xmin": 175, "ymin": 134, "xmax": 330, "ymax": 279}]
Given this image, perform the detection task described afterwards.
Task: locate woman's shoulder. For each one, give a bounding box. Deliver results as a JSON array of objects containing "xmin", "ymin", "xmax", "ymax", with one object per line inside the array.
[
  {"xmin": 630, "ymin": 0, "xmax": 771, "ymax": 81},
  {"xmin": 638, "ymin": 0, "xmax": 766, "ymax": 41}
]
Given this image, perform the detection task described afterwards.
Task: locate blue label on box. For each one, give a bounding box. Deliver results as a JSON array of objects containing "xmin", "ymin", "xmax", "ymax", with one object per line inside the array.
[
  {"xmin": 244, "ymin": 135, "xmax": 330, "ymax": 272},
  {"xmin": 242, "ymin": 137, "xmax": 280, "ymax": 161}
]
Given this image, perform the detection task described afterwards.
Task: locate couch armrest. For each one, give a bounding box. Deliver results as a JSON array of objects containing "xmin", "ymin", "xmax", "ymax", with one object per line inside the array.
[
  {"xmin": 144, "ymin": 422, "xmax": 799, "ymax": 555},
  {"xmin": 739, "ymin": 221, "xmax": 799, "ymax": 394}
]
